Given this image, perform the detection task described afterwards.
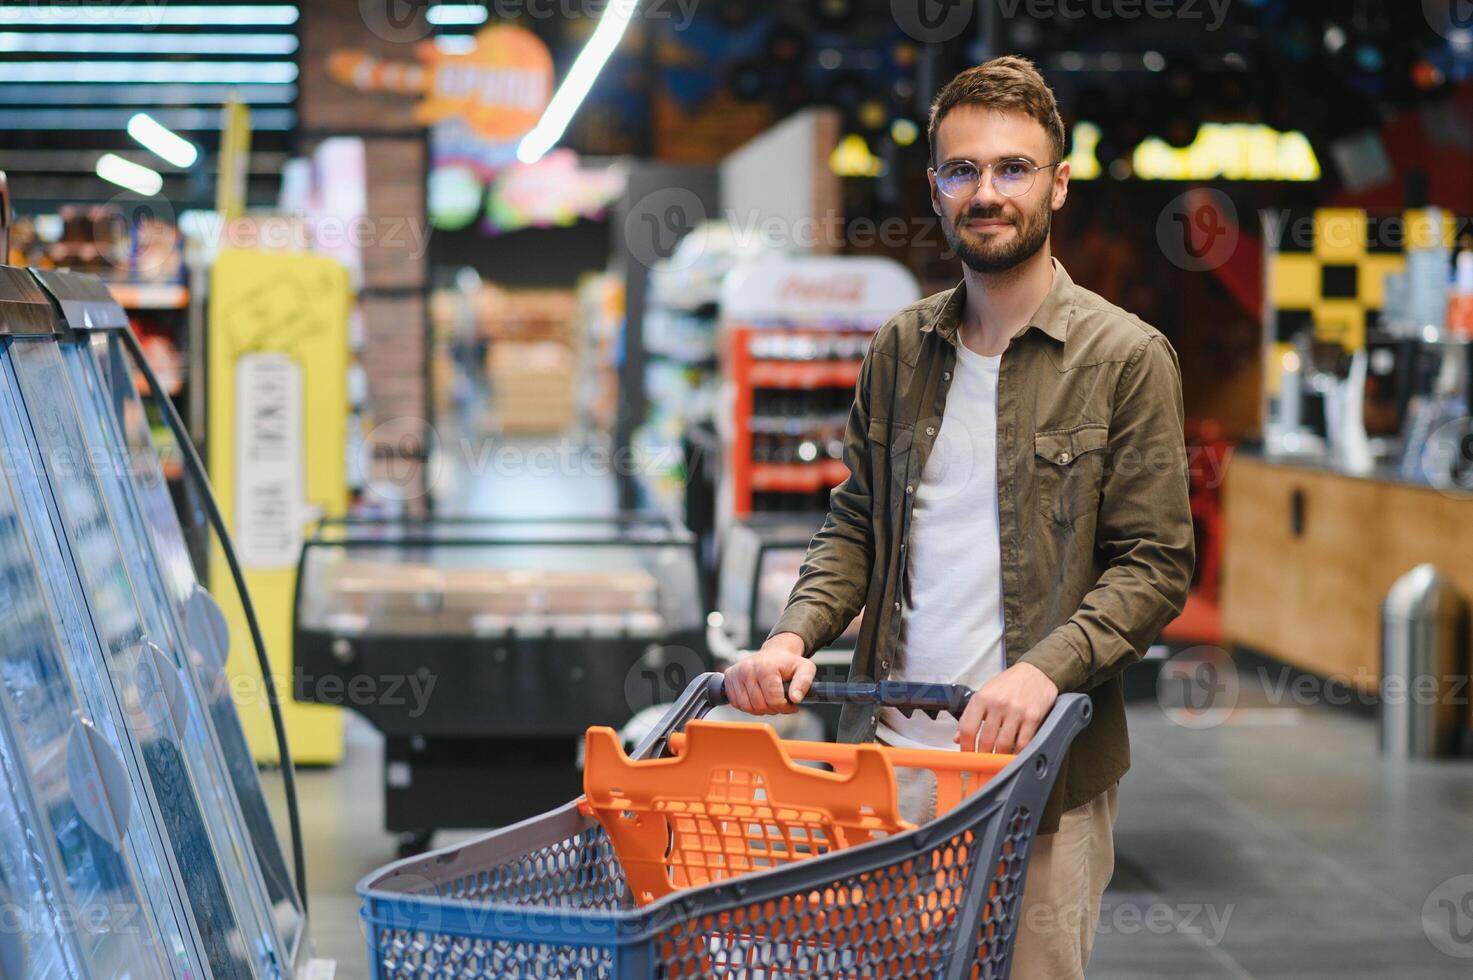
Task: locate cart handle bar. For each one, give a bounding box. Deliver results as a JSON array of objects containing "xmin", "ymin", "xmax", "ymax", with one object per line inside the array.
[{"xmin": 705, "ymin": 675, "xmax": 973, "ymax": 719}]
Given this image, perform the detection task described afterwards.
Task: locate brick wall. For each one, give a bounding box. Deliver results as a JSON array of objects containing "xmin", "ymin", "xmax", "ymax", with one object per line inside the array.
[{"xmin": 300, "ymin": 0, "xmax": 432, "ymax": 513}]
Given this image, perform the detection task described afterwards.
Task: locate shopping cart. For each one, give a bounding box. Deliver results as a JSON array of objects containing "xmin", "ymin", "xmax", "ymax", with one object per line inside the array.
[{"xmin": 358, "ymin": 673, "xmax": 1091, "ymax": 979}]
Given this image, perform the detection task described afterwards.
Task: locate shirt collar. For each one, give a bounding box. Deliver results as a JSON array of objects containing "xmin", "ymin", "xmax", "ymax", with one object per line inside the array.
[{"xmin": 926, "ymin": 257, "xmax": 1075, "ymax": 346}]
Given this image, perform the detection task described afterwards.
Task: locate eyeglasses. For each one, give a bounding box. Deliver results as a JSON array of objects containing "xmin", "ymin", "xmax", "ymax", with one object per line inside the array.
[{"xmin": 930, "ymin": 158, "xmax": 1060, "ymax": 199}]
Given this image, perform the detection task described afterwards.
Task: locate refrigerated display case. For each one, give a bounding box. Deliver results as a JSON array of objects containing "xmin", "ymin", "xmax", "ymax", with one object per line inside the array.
[
  {"xmin": 0, "ymin": 256, "xmax": 313, "ymax": 976},
  {"xmin": 294, "ymin": 514, "xmax": 707, "ymax": 852},
  {"xmin": 35, "ymin": 269, "xmax": 307, "ymax": 965}
]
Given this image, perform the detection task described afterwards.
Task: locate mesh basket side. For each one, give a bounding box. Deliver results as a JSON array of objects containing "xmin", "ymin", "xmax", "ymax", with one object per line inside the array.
[
  {"xmin": 435, "ymin": 824, "xmax": 631, "ymax": 910},
  {"xmin": 374, "ymin": 930, "xmax": 617, "ymax": 979},
  {"xmin": 652, "ymin": 819, "xmax": 987, "ymax": 978},
  {"xmin": 970, "ymin": 806, "xmax": 1033, "ymax": 979}
]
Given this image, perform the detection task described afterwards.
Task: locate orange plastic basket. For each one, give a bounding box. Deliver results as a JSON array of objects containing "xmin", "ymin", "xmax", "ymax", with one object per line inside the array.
[{"xmin": 581, "ymin": 719, "xmax": 1014, "ymax": 907}]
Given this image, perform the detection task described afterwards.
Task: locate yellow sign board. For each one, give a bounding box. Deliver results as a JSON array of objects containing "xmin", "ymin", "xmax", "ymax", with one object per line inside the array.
[
  {"xmin": 216, "ymin": 98, "xmax": 252, "ymax": 221},
  {"xmin": 209, "ymin": 248, "xmax": 351, "ymax": 764}
]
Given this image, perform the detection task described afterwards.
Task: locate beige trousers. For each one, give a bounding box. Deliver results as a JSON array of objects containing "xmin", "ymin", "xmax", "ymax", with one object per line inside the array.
[{"xmin": 892, "ymin": 766, "xmax": 1119, "ymax": 980}]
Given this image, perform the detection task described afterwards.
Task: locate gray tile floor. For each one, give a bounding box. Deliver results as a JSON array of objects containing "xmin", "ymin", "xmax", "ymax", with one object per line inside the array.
[
  {"xmin": 292, "ymin": 696, "xmax": 1473, "ymax": 978},
  {"xmin": 280, "ymin": 430, "xmax": 1473, "ymax": 978}
]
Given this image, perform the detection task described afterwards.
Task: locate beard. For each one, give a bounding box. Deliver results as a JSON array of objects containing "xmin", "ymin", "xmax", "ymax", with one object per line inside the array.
[{"xmin": 942, "ymin": 192, "xmax": 1052, "ymax": 274}]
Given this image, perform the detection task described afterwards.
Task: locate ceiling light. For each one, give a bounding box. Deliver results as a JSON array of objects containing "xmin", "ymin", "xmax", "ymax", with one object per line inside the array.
[
  {"xmin": 517, "ymin": 0, "xmax": 640, "ymax": 164},
  {"xmin": 0, "ymin": 5, "xmax": 298, "ymax": 26},
  {"xmin": 96, "ymin": 153, "xmax": 163, "ymax": 196},
  {"xmin": 128, "ymin": 113, "xmax": 199, "ymax": 168},
  {"xmin": 428, "ymin": 4, "xmax": 489, "ymax": 26},
  {"xmin": 0, "ymin": 62, "xmax": 298, "ymax": 84},
  {"xmin": 0, "ymin": 32, "xmax": 298, "ymax": 55}
]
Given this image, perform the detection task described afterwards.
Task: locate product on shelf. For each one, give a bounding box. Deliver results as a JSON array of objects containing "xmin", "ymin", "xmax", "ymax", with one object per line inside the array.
[
  {"xmin": 634, "ymin": 222, "xmax": 775, "ymax": 515},
  {"xmin": 487, "ymin": 339, "xmax": 578, "ymax": 434},
  {"xmin": 718, "ymin": 255, "xmax": 921, "ymax": 523}
]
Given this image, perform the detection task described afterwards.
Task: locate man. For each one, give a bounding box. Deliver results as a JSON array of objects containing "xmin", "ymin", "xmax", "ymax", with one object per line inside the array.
[{"xmin": 723, "ymin": 55, "xmax": 1194, "ymax": 978}]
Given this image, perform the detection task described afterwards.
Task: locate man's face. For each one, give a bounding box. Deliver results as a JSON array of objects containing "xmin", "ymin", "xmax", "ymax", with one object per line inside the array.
[{"xmin": 930, "ymin": 105, "xmax": 1069, "ymax": 274}]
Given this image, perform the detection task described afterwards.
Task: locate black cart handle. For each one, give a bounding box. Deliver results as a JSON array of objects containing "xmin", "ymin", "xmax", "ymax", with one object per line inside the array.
[{"xmin": 704, "ymin": 675, "xmax": 974, "ymax": 719}]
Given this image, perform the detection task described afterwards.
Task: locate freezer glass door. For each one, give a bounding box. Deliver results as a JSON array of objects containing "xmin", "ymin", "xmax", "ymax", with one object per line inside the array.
[
  {"xmin": 76, "ymin": 332, "xmax": 306, "ymax": 964},
  {"xmin": 0, "ymin": 347, "xmax": 203, "ymax": 978},
  {"xmin": 8, "ymin": 338, "xmax": 267, "ymax": 980}
]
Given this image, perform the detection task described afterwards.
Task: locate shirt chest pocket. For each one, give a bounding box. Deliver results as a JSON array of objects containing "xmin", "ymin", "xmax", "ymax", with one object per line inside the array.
[{"xmin": 1034, "ymin": 423, "xmax": 1109, "ymax": 525}]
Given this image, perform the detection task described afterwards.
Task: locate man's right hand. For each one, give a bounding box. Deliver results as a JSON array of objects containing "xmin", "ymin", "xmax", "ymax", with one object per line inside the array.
[{"xmin": 723, "ymin": 632, "xmax": 816, "ymax": 715}]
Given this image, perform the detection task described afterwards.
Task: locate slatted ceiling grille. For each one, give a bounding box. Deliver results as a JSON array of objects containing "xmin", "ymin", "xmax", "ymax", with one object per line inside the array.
[{"xmin": 0, "ymin": 1, "xmax": 300, "ymax": 208}]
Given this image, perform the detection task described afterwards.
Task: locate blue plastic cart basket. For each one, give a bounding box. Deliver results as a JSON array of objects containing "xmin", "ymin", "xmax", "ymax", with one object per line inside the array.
[{"xmin": 359, "ymin": 673, "xmax": 1091, "ymax": 979}]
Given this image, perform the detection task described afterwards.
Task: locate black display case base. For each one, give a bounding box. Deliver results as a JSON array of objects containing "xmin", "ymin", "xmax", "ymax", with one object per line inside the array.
[{"xmin": 384, "ymin": 735, "xmax": 586, "ymax": 849}]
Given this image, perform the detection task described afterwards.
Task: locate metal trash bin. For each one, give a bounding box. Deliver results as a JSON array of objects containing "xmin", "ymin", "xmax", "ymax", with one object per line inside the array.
[{"xmin": 1380, "ymin": 564, "xmax": 1469, "ymax": 757}]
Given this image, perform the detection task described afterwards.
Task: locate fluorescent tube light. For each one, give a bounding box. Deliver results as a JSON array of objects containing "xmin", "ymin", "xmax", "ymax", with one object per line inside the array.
[
  {"xmin": 96, "ymin": 153, "xmax": 163, "ymax": 195},
  {"xmin": 0, "ymin": 62, "xmax": 298, "ymax": 83},
  {"xmin": 517, "ymin": 0, "xmax": 639, "ymax": 164},
  {"xmin": 0, "ymin": 5, "xmax": 299, "ymax": 27},
  {"xmin": 428, "ymin": 4, "xmax": 489, "ymax": 26},
  {"xmin": 128, "ymin": 113, "xmax": 199, "ymax": 168},
  {"xmin": 0, "ymin": 32, "xmax": 299, "ymax": 55}
]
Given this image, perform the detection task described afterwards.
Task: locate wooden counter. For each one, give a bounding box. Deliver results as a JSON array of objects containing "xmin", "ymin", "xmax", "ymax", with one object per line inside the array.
[{"xmin": 1221, "ymin": 454, "xmax": 1473, "ymax": 691}]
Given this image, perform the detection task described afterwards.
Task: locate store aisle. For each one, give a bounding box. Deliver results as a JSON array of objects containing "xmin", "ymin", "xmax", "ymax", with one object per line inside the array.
[{"xmin": 432, "ymin": 431, "xmax": 620, "ymax": 517}]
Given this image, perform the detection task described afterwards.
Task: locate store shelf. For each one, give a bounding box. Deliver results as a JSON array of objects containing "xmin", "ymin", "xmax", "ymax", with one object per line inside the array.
[
  {"xmin": 748, "ymin": 413, "xmax": 848, "ymax": 434},
  {"xmin": 747, "ymin": 359, "xmax": 864, "ymax": 389},
  {"xmin": 107, "ymin": 282, "xmax": 189, "ymax": 311},
  {"xmin": 749, "ymin": 460, "xmax": 849, "ymax": 492}
]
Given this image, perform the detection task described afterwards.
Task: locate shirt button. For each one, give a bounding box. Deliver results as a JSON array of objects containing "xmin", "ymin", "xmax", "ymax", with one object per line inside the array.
[
  {"xmin": 905, "ymin": 484, "xmax": 914, "ymax": 494},
  {"xmin": 925, "ymin": 426, "xmax": 936, "ymax": 436},
  {"xmin": 942, "ymin": 371, "xmax": 952, "ymax": 382},
  {"xmin": 892, "ymin": 601, "xmax": 901, "ymax": 611},
  {"xmin": 1057, "ymin": 451, "xmax": 1071, "ymax": 464}
]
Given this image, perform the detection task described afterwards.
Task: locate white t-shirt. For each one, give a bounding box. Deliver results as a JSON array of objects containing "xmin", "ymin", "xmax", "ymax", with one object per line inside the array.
[{"xmin": 877, "ymin": 340, "xmax": 1006, "ymax": 750}]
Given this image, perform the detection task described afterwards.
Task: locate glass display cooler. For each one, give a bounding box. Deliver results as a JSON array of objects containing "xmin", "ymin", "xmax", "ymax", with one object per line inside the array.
[
  {"xmin": 294, "ymin": 514, "xmax": 707, "ymax": 853},
  {"xmin": 711, "ymin": 515, "xmax": 862, "ymax": 739},
  {"xmin": 0, "ymin": 256, "xmax": 312, "ymax": 975}
]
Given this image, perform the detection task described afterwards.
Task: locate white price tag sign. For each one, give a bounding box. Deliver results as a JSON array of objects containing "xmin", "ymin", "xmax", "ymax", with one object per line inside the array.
[{"xmin": 234, "ymin": 352, "xmax": 305, "ymax": 569}]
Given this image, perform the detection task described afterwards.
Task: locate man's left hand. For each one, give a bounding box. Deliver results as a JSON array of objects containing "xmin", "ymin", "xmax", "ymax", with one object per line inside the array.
[{"xmin": 956, "ymin": 662, "xmax": 1060, "ymax": 755}]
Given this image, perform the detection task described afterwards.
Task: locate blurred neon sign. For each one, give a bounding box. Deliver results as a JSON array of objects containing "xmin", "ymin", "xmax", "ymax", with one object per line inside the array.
[{"xmin": 1069, "ymin": 121, "xmax": 1320, "ymax": 181}]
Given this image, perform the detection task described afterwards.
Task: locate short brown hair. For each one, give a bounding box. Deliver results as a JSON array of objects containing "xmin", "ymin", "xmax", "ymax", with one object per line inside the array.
[{"xmin": 928, "ymin": 55, "xmax": 1066, "ymax": 165}]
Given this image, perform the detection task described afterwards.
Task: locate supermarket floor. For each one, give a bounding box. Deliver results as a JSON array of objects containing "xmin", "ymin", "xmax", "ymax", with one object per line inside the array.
[
  {"xmin": 285, "ymin": 433, "xmax": 1473, "ymax": 977},
  {"xmin": 291, "ymin": 691, "xmax": 1473, "ymax": 978}
]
